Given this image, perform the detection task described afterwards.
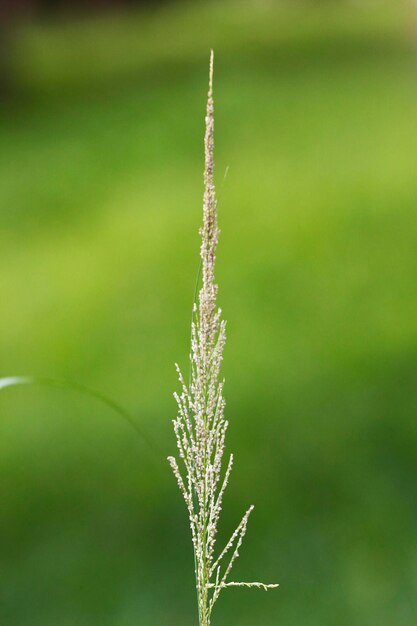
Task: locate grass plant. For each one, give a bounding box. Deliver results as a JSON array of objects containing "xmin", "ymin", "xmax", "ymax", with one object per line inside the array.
[{"xmin": 168, "ymin": 52, "xmax": 277, "ymax": 626}]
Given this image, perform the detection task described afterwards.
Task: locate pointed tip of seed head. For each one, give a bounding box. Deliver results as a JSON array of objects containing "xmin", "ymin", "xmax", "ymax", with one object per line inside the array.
[
  {"xmin": 208, "ymin": 49, "xmax": 214, "ymax": 103},
  {"xmin": 209, "ymin": 49, "xmax": 214, "ymax": 90}
]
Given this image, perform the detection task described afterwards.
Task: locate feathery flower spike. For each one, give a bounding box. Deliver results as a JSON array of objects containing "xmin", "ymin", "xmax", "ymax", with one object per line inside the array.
[{"xmin": 168, "ymin": 50, "xmax": 278, "ymax": 626}]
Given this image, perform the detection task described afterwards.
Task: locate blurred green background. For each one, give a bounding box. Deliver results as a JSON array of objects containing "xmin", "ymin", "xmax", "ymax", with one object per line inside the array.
[{"xmin": 0, "ymin": 1, "xmax": 416, "ymax": 625}]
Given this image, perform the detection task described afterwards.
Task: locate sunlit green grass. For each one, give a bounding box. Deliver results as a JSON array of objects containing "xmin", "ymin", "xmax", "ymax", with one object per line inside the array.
[{"xmin": 0, "ymin": 2, "xmax": 416, "ymax": 625}]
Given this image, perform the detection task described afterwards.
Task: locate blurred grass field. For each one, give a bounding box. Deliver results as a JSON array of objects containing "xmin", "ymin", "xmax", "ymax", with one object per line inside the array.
[{"xmin": 0, "ymin": 1, "xmax": 416, "ymax": 625}]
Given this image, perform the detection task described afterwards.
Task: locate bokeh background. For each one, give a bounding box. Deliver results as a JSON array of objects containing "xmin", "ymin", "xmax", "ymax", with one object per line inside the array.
[{"xmin": 0, "ymin": 1, "xmax": 416, "ymax": 625}]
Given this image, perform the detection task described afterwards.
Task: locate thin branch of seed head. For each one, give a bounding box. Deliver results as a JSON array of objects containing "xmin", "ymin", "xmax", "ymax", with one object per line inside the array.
[{"xmin": 208, "ymin": 582, "xmax": 279, "ymax": 590}]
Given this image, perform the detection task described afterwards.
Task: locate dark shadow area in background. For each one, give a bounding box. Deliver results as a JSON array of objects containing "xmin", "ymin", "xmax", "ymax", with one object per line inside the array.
[{"xmin": 0, "ymin": 0, "xmax": 173, "ymax": 100}]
